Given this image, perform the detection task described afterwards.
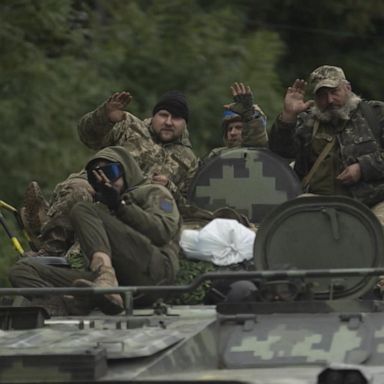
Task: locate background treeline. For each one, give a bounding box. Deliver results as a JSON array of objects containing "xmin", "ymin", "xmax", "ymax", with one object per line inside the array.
[{"xmin": 0, "ymin": 0, "xmax": 384, "ymax": 283}]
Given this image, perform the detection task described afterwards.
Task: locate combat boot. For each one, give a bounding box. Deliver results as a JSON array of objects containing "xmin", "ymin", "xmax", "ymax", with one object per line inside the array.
[
  {"xmin": 74, "ymin": 260, "xmax": 124, "ymax": 315},
  {"xmin": 19, "ymin": 181, "xmax": 49, "ymax": 249}
]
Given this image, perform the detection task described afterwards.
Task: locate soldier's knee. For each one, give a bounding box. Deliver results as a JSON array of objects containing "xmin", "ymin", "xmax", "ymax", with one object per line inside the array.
[
  {"xmin": 8, "ymin": 258, "xmax": 38, "ymax": 287},
  {"xmin": 70, "ymin": 201, "xmax": 95, "ymax": 225},
  {"xmin": 52, "ymin": 178, "xmax": 93, "ymax": 206},
  {"xmin": 48, "ymin": 178, "xmax": 94, "ymax": 220}
]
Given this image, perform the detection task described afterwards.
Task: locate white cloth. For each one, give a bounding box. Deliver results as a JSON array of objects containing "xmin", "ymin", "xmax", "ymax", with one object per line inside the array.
[{"xmin": 180, "ymin": 218, "xmax": 256, "ymax": 266}]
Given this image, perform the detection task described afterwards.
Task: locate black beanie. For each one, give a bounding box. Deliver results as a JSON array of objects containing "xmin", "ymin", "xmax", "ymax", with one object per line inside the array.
[{"xmin": 152, "ymin": 90, "xmax": 189, "ymax": 122}]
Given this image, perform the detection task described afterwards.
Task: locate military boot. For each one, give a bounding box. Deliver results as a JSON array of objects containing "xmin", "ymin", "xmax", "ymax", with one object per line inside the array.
[
  {"xmin": 74, "ymin": 261, "xmax": 124, "ymax": 315},
  {"xmin": 19, "ymin": 181, "xmax": 49, "ymax": 249}
]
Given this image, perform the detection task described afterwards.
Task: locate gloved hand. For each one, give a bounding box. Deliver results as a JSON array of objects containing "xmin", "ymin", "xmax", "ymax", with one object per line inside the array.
[
  {"xmin": 225, "ymin": 82, "xmax": 256, "ymax": 121},
  {"xmin": 95, "ymin": 183, "xmax": 121, "ymax": 211}
]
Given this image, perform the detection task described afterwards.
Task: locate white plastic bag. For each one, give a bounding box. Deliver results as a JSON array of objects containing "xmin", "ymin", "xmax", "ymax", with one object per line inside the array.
[{"xmin": 180, "ymin": 218, "xmax": 256, "ymax": 266}]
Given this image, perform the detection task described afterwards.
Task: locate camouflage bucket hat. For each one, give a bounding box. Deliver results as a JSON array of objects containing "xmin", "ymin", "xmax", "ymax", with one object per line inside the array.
[{"xmin": 308, "ymin": 65, "xmax": 346, "ymax": 94}]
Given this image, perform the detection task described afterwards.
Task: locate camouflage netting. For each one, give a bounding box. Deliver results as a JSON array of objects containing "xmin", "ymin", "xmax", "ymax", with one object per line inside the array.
[
  {"xmin": 65, "ymin": 243, "xmax": 255, "ymax": 305},
  {"xmin": 168, "ymin": 254, "xmax": 255, "ymax": 305}
]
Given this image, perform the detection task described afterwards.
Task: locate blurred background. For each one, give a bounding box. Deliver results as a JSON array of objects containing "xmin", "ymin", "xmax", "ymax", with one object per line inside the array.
[{"xmin": 1, "ymin": 0, "xmax": 384, "ymax": 283}]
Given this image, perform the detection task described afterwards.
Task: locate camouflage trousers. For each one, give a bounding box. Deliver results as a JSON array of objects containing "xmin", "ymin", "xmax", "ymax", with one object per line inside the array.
[{"xmin": 40, "ymin": 171, "xmax": 94, "ymax": 256}]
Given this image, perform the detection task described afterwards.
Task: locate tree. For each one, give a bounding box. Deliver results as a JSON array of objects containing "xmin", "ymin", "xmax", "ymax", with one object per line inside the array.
[{"xmin": 85, "ymin": 0, "xmax": 284, "ymax": 155}]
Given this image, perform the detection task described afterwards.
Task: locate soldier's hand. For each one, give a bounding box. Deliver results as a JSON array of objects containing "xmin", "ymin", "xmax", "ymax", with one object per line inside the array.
[
  {"xmin": 106, "ymin": 91, "xmax": 132, "ymax": 123},
  {"xmin": 152, "ymin": 174, "xmax": 169, "ymax": 187},
  {"xmin": 224, "ymin": 82, "xmax": 254, "ymax": 121},
  {"xmin": 89, "ymin": 168, "xmax": 121, "ymax": 210},
  {"xmin": 336, "ymin": 163, "xmax": 362, "ymax": 185},
  {"xmin": 281, "ymin": 79, "xmax": 314, "ymax": 123}
]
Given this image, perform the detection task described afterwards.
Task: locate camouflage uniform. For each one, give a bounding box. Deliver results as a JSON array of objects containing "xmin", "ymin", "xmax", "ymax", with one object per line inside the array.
[
  {"xmin": 78, "ymin": 105, "xmax": 197, "ymax": 204},
  {"xmin": 10, "ymin": 147, "xmax": 181, "ymax": 313},
  {"xmin": 206, "ymin": 103, "xmax": 268, "ymax": 159},
  {"xmin": 39, "ymin": 102, "xmax": 197, "ymax": 256},
  {"xmin": 270, "ymin": 99, "xmax": 384, "ymax": 225}
]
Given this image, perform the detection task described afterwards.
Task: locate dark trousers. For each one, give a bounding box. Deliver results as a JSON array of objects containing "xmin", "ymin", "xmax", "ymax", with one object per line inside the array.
[
  {"xmin": 70, "ymin": 202, "xmax": 174, "ymax": 286},
  {"xmin": 9, "ymin": 257, "xmax": 95, "ymax": 289}
]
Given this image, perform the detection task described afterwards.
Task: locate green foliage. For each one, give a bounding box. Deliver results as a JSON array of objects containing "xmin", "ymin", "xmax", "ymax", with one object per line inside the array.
[
  {"xmin": 1, "ymin": 0, "xmax": 383, "ymax": 284},
  {"xmin": 0, "ymin": 211, "xmax": 26, "ymax": 287},
  {"xmin": 0, "ymin": 1, "xmax": 96, "ymax": 204},
  {"xmin": 84, "ymin": 0, "xmax": 284, "ymax": 155},
  {"xmin": 244, "ymin": 0, "xmax": 384, "ymax": 98}
]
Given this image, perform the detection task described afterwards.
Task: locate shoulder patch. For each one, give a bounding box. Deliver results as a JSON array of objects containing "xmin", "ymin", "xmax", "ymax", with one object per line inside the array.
[{"xmin": 159, "ymin": 198, "xmax": 174, "ymax": 213}]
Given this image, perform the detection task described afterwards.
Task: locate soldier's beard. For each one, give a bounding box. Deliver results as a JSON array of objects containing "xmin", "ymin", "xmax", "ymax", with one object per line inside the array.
[{"xmin": 312, "ymin": 93, "xmax": 361, "ymax": 122}]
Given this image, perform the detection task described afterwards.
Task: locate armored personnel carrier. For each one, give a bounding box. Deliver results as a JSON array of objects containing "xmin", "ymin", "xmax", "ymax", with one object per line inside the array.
[{"xmin": 1, "ymin": 148, "xmax": 384, "ymax": 384}]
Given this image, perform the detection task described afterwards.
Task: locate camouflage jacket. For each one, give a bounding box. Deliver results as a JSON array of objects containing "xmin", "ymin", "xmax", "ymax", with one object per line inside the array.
[
  {"xmin": 77, "ymin": 102, "xmax": 198, "ymax": 207},
  {"xmin": 269, "ymin": 100, "xmax": 384, "ymax": 206},
  {"xmin": 205, "ymin": 107, "xmax": 268, "ymax": 160}
]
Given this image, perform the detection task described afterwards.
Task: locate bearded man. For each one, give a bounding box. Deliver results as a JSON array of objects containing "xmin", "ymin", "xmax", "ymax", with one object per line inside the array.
[{"xmin": 269, "ymin": 65, "xmax": 384, "ymax": 224}]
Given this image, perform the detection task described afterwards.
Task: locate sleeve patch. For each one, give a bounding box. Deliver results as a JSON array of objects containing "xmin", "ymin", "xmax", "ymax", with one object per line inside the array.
[{"xmin": 159, "ymin": 198, "xmax": 174, "ymax": 213}]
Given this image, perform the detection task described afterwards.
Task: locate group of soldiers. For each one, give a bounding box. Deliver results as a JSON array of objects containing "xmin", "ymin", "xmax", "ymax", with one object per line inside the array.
[{"xmin": 8, "ymin": 64, "xmax": 384, "ymax": 315}]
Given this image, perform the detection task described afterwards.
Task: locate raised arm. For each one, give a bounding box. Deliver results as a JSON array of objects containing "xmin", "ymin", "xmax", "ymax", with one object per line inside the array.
[
  {"xmin": 225, "ymin": 82, "xmax": 268, "ymax": 147},
  {"xmin": 77, "ymin": 91, "xmax": 134, "ymax": 149}
]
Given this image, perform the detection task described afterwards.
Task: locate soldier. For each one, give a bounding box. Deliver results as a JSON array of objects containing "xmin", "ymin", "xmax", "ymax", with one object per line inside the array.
[
  {"xmin": 9, "ymin": 146, "xmax": 181, "ymax": 315},
  {"xmin": 21, "ymin": 90, "xmax": 197, "ymax": 257},
  {"xmin": 269, "ymin": 65, "xmax": 384, "ymax": 224},
  {"xmin": 205, "ymin": 82, "xmax": 268, "ymax": 159}
]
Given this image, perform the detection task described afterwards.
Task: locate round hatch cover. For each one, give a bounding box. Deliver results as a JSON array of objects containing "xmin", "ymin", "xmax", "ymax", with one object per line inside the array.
[{"xmin": 254, "ymin": 196, "xmax": 384, "ymax": 299}]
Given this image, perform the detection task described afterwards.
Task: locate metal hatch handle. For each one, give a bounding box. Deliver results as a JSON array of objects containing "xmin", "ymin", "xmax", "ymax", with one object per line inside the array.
[{"xmin": 322, "ymin": 207, "xmax": 340, "ymax": 240}]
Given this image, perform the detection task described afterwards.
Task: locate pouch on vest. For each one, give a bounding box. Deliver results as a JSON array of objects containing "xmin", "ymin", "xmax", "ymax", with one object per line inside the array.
[{"xmin": 254, "ymin": 196, "xmax": 384, "ymax": 299}]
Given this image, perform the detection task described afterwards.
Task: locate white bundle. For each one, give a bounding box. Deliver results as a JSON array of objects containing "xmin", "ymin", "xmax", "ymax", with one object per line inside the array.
[{"xmin": 180, "ymin": 218, "xmax": 256, "ymax": 266}]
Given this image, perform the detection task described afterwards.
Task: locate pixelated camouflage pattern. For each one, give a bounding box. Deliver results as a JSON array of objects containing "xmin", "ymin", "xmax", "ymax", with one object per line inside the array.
[
  {"xmin": 221, "ymin": 311, "xmax": 384, "ymax": 367},
  {"xmin": 190, "ymin": 148, "xmax": 302, "ymax": 224},
  {"xmin": 39, "ymin": 104, "xmax": 197, "ymax": 255},
  {"xmin": 308, "ymin": 65, "xmax": 347, "ymax": 94},
  {"xmin": 3, "ymin": 299, "xmax": 384, "ymax": 382},
  {"xmin": 270, "ymin": 99, "xmax": 384, "ymax": 207},
  {"xmin": 0, "ymin": 326, "xmax": 184, "ymax": 359}
]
